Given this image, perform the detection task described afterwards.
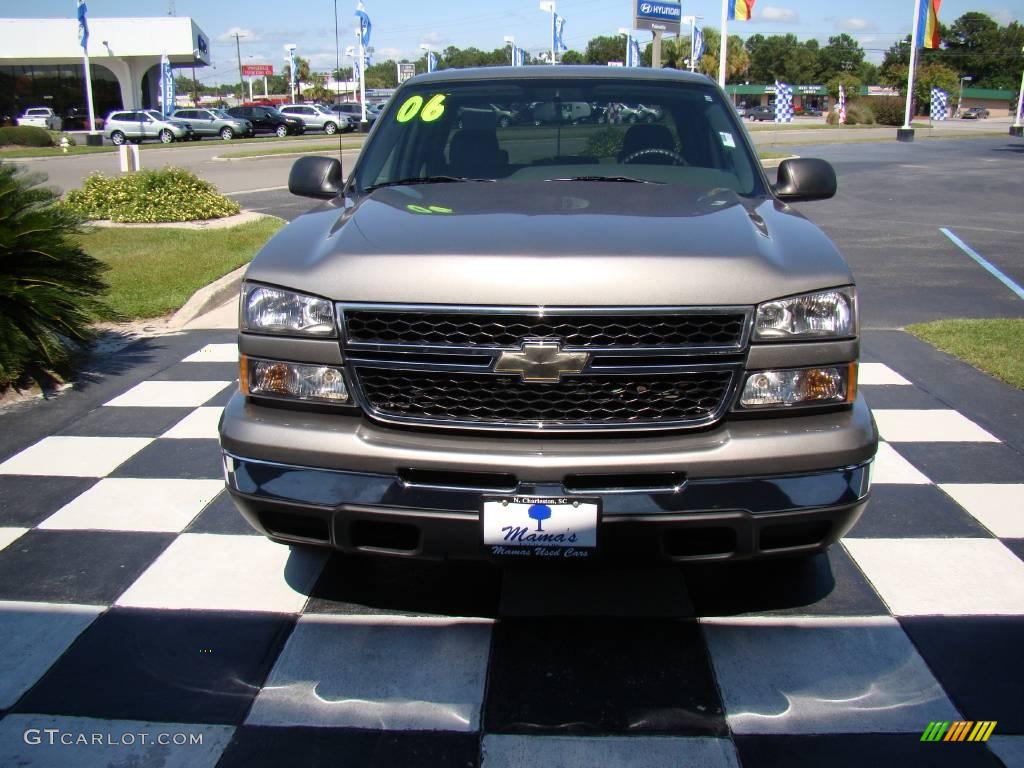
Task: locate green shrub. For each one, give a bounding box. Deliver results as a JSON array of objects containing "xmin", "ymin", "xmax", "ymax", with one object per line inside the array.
[
  {"xmin": 872, "ymin": 97, "xmax": 906, "ymax": 126},
  {"xmin": 825, "ymin": 110, "xmax": 840, "ymax": 126},
  {"xmin": 62, "ymin": 167, "xmax": 241, "ymax": 223},
  {"xmin": 845, "ymin": 102, "xmax": 875, "ymax": 125},
  {"xmin": 0, "ymin": 163, "xmax": 114, "ymax": 387},
  {"xmin": 584, "ymin": 126, "xmax": 626, "ymax": 158},
  {"xmin": 0, "ymin": 126, "xmax": 55, "ymax": 147}
]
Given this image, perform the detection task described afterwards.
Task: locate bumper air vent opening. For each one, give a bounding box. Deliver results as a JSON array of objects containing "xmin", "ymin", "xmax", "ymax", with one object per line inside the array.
[
  {"xmin": 350, "ymin": 519, "xmax": 421, "ymax": 553},
  {"xmin": 759, "ymin": 520, "xmax": 833, "ymax": 551},
  {"xmin": 564, "ymin": 472, "xmax": 685, "ymax": 493},
  {"xmin": 398, "ymin": 468, "xmax": 518, "ymax": 492},
  {"xmin": 664, "ymin": 527, "xmax": 736, "ymax": 558},
  {"xmin": 259, "ymin": 510, "xmax": 330, "ymax": 543}
]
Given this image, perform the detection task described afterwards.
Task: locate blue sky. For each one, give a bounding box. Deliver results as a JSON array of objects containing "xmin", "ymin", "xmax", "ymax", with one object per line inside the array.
[{"xmin": 11, "ymin": 0, "xmax": 1021, "ymax": 83}]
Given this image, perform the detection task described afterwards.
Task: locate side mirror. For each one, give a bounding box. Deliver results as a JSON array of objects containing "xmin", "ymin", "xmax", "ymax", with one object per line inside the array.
[
  {"xmin": 289, "ymin": 156, "xmax": 343, "ymax": 200},
  {"xmin": 773, "ymin": 158, "xmax": 837, "ymax": 203}
]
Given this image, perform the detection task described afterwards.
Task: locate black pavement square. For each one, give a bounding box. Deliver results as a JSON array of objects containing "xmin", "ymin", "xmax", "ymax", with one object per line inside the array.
[
  {"xmin": 734, "ymin": 734, "xmax": 1005, "ymax": 767},
  {"xmin": 150, "ymin": 362, "xmax": 238, "ymax": 382},
  {"xmin": 861, "ymin": 385, "xmax": 949, "ymax": 411},
  {"xmin": 0, "ymin": 476, "xmax": 98, "ymax": 528},
  {"xmin": 306, "ymin": 554, "xmax": 501, "ymax": 619},
  {"xmin": 847, "ymin": 485, "xmax": 992, "ymax": 538},
  {"xmin": 890, "ymin": 444, "xmax": 1024, "ymax": 484},
  {"xmin": 203, "ymin": 386, "xmax": 238, "ymax": 408},
  {"xmin": 217, "ymin": 726, "xmax": 479, "ymax": 768},
  {"xmin": 484, "ymin": 618, "xmax": 725, "ymax": 736},
  {"xmin": 1004, "ymin": 539, "xmax": 1024, "ymax": 565},
  {"xmin": 184, "ymin": 491, "xmax": 260, "ymax": 536},
  {"xmin": 15, "ymin": 607, "xmax": 295, "ymax": 725},
  {"xmin": 111, "ymin": 438, "xmax": 223, "ymax": 479},
  {"xmin": 0, "ymin": 529, "xmax": 173, "ymax": 604},
  {"xmin": 899, "ymin": 616, "xmax": 1024, "ymax": 734},
  {"xmin": 683, "ymin": 546, "xmax": 888, "ymax": 618},
  {"xmin": 57, "ymin": 406, "xmax": 192, "ymax": 438}
]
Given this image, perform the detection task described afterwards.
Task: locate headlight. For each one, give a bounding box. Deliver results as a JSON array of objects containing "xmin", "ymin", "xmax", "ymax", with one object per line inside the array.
[
  {"xmin": 241, "ymin": 356, "xmax": 350, "ymax": 404},
  {"xmin": 754, "ymin": 288, "xmax": 855, "ymax": 340},
  {"xmin": 738, "ymin": 363, "xmax": 856, "ymax": 409},
  {"xmin": 242, "ymin": 284, "xmax": 335, "ymax": 337}
]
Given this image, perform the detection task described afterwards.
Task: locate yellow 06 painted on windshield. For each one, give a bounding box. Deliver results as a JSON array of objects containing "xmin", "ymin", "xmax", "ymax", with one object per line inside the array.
[{"xmin": 396, "ymin": 93, "xmax": 446, "ymax": 123}]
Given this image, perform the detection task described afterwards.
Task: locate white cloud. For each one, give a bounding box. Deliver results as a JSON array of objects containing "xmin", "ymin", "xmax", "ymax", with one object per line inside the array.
[
  {"xmin": 836, "ymin": 17, "xmax": 876, "ymax": 32},
  {"xmin": 990, "ymin": 8, "xmax": 1013, "ymax": 25},
  {"xmin": 420, "ymin": 31, "xmax": 445, "ymax": 46},
  {"xmin": 375, "ymin": 47, "xmax": 405, "ymax": 61},
  {"xmin": 217, "ymin": 27, "xmax": 262, "ymax": 43},
  {"xmin": 757, "ymin": 6, "xmax": 799, "ymax": 22}
]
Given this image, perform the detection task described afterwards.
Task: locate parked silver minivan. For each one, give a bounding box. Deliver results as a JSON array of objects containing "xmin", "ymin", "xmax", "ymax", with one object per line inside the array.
[
  {"xmin": 105, "ymin": 110, "xmax": 195, "ymax": 145},
  {"xmin": 171, "ymin": 108, "xmax": 254, "ymax": 140},
  {"xmin": 279, "ymin": 104, "xmax": 352, "ymax": 134}
]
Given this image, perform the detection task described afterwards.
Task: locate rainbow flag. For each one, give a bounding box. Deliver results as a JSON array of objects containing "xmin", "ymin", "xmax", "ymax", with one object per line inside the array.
[
  {"xmin": 916, "ymin": 0, "xmax": 941, "ymax": 49},
  {"xmin": 727, "ymin": 0, "xmax": 755, "ymax": 21}
]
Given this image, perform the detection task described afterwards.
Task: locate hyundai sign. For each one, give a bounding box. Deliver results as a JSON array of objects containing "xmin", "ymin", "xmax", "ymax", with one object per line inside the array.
[{"xmin": 635, "ymin": 0, "xmax": 681, "ymax": 33}]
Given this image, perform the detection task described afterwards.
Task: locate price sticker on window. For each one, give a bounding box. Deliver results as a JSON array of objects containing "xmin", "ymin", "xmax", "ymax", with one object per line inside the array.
[{"xmin": 396, "ymin": 94, "xmax": 447, "ymax": 123}]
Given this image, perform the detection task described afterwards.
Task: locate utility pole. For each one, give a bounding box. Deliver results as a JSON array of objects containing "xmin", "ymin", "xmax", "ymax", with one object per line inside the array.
[{"xmin": 233, "ymin": 33, "xmax": 245, "ymax": 106}]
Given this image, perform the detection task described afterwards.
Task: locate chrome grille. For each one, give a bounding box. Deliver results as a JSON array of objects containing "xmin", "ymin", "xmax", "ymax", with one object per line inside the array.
[
  {"xmin": 356, "ymin": 368, "xmax": 735, "ymax": 426},
  {"xmin": 340, "ymin": 304, "xmax": 751, "ymax": 432},
  {"xmin": 344, "ymin": 309, "xmax": 747, "ymax": 349}
]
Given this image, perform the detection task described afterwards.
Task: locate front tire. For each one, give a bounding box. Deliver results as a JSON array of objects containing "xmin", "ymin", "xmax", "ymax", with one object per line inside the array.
[
  {"xmin": 323, "ymin": 121, "xmax": 337, "ymax": 135},
  {"xmin": 275, "ymin": 124, "xmax": 288, "ymax": 138},
  {"xmin": 159, "ymin": 129, "xmax": 174, "ymax": 144},
  {"xmin": 110, "ymin": 131, "xmax": 125, "ymax": 146},
  {"xmin": 220, "ymin": 127, "xmax": 234, "ymax": 140}
]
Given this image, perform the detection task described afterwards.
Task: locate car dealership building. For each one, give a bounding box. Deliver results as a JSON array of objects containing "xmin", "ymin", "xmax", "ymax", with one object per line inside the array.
[{"xmin": 0, "ymin": 16, "xmax": 210, "ymax": 124}]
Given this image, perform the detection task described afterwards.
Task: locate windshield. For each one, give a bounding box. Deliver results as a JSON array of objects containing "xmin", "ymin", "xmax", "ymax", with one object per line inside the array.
[
  {"xmin": 212, "ymin": 109, "xmax": 232, "ymax": 118},
  {"xmin": 143, "ymin": 110, "xmax": 166, "ymax": 121},
  {"xmin": 352, "ymin": 77, "xmax": 764, "ymax": 196}
]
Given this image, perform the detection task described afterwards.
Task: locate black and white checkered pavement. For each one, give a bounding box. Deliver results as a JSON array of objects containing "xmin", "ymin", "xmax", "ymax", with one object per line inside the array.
[{"xmin": 0, "ymin": 329, "xmax": 1021, "ymax": 767}]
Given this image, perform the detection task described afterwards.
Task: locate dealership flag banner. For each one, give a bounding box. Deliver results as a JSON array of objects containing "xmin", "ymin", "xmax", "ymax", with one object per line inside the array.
[
  {"xmin": 774, "ymin": 81, "xmax": 794, "ymax": 123},
  {"xmin": 160, "ymin": 53, "xmax": 175, "ymax": 117},
  {"xmin": 77, "ymin": 0, "xmax": 88, "ymax": 49},
  {"xmin": 693, "ymin": 25, "xmax": 704, "ymax": 64},
  {"xmin": 76, "ymin": 0, "xmax": 97, "ymax": 132},
  {"xmin": 838, "ymin": 84, "xmax": 847, "ymax": 124},
  {"xmin": 630, "ymin": 37, "xmax": 642, "ymax": 67},
  {"xmin": 426, "ymin": 50, "xmax": 438, "ymax": 72},
  {"xmin": 553, "ymin": 14, "xmax": 567, "ymax": 58},
  {"xmin": 719, "ymin": 0, "xmax": 755, "ymax": 86},
  {"xmin": 930, "ymin": 87, "xmax": 948, "ymax": 120},
  {"xmin": 916, "ymin": 0, "xmax": 942, "ymax": 49}
]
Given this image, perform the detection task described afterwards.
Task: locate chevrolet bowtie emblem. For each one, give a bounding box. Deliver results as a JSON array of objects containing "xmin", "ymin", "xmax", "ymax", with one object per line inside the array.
[{"xmin": 493, "ymin": 340, "xmax": 589, "ymax": 383}]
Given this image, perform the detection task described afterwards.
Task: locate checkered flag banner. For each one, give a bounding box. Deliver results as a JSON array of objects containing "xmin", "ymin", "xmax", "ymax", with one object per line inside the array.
[
  {"xmin": 774, "ymin": 80, "xmax": 794, "ymax": 123},
  {"xmin": 838, "ymin": 84, "xmax": 847, "ymax": 125},
  {"xmin": 930, "ymin": 87, "xmax": 948, "ymax": 121}
]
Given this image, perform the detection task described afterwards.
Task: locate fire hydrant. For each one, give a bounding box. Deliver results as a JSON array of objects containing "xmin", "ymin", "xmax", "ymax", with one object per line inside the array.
[{"xmin": 59, "ymin": 136, "xmax": 70, "ymax": 153}]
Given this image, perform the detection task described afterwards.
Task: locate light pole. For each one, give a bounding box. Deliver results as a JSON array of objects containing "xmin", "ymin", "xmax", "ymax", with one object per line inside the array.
[
  {"xmin": 284, "ymin": 44, "xmax": 297, "ymax": 102},
  {"xmin": 539, "ymin": 1, "xmax": 555, "ymax": 65},
  {"xmin": 957, "ymin": 76, "xmax": 972, "ymax": 118},
  {"xmin": 503, "ymin": 36, "xmax": 515, "ymax": 66},
  {"xmin": 420, "ymin": 43, "xmax": 432, "ymax": 72},
  {"xmin": 233, "ymin": 32, "xmax": 245, "ymax": 106},
  {"xmin": 1013, "ymin": 46, "xmax": 1024, "ymax": 137},
  {"xmin": 618, "ymin": 28, "xmax": 631, "ymax": 66}
]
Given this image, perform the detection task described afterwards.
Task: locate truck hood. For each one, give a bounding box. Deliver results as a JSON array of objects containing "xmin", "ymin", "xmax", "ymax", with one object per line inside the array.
[{"xmin": 245, "ymin": 182, "xmax": 853, "ymax": 307}]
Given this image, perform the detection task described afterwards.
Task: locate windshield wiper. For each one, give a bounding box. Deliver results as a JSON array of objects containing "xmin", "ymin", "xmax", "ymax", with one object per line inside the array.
[
  {"xmin": 364, "ymin": 175, "xmax": 495, "ymax": 191},
  {"xmin": 550, "ymin": 176, "xmax": 664, "ymax": 184}
]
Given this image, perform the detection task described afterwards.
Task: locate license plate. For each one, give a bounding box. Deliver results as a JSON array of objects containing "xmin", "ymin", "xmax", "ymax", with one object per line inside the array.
[{"xmin": 482, "ymin": 496, "xmax": 599, "ymax": 560}]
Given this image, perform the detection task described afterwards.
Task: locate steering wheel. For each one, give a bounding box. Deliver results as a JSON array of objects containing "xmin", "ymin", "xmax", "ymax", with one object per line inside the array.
[{"xmin": 621, "ymin": 147, "xmax": 687, "ymax": 165}]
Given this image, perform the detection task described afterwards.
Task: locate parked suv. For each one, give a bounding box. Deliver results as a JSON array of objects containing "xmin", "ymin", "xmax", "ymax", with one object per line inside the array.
[
  {"xmin": 279, "ymin": 104, "xmax": 351, "ymax": 134},
  {"xmin": 329, "ymin": 102, "xmax": 376, "ymax": 127},
  {"xmin": 172, "ymin": 108, "xmax": 253, "ymax": 140},
  {"xmin": 220, "ymin": 67, "xmax": 877, "ymax": 565},
  {"xmin": 105, "ymin": 110, "xmax": 194, "ymax": 144},
  {"xmin": 226, "ymin": 105, "xmax": 304, "ymax": 137}
]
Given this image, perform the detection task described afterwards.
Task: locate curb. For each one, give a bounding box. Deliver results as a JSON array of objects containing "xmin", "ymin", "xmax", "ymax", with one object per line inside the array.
[
  {"xmin": 167, "ymin": 263, "xmax": 247, "ymax": 330},
  {"xmin": 213, "ymin": 145, "xmax": 363, "ymax": 162}
]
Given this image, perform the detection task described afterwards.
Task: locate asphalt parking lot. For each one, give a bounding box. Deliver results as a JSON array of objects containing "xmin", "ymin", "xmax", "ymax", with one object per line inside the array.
[{"xmin": 0, "ymin": 134, "xmax": 1022, "ymax": 767}]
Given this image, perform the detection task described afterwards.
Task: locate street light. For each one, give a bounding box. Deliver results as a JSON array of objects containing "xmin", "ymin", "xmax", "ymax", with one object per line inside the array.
[
  {"xmin": 539, "ymin": 1, "xmax": 555, "ymax": 65},
  {"xmin": 618, "ymin": 28, "xmax": 630, "ymax": 67},
  {"xmin": 284, "ymin": 44, "xmax": 297, "ymax": 101},
  {"xmin": 957, "ymin": 75, "xmax": 972, "ymax": 118},
  {"xmin": 503, "ymin": 35, "xmax": 515, "ymax": 65}
]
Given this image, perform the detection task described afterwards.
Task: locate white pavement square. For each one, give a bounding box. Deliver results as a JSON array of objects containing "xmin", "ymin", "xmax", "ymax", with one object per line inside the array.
[
  {"xmin": 0, "ymin": 715, "xmax": 234, "ymax": 768},
  {"xmin": 103, "ymin": 381, "xmax": 231, "ymax": 408},
  {"xmin": 872, "ymin": 409, "xmax": 999, "ymax": 443},
  {"xmin": 939, "ymin": 484, "xmax": 1024, "ymax": 538},
  {"xmin": 0, "ymin": 602, "xmax": 101, "ymax": 709},
  {"xmin": 0, "ymin": 436, "xmax": 153, "ymax": 478},
  {"xmin": 161, "ymin": 407, "xmax": 224, "ymax": 440},
  {"xmin": 843, "ymin": 538, "xmax": 1024, "ymax": 616},
  {"xmin": 480, "ymin": 735, "xmax": 741, "ymax": 767},
  {"xmin": 115, "ymin": 533, "xmax": 327, "ymax": 613},
  {"xmin": 702, "ymin": 616, "xmax": 960, "ymax": 734},
  {"xmin": 858, "ymin": 363, "xmax": 912, "ymax": 386},
  {"xmin": 0, "ymin": 527, "xmax": 27, "ymax": 552},
  {"xmin": 38, "ymin": 478, "xmax": 225, "ymax": 533},
  {"xmin": 247, "ymin": 614, "xmax": 492, "ymax": 732},
  {"xmin": 182, "ymin": 343, "xmax": 238, "ymax": 363},
  {"xmin": 870, "ymin": 442, "xmax": 931, "ymax": 485}
]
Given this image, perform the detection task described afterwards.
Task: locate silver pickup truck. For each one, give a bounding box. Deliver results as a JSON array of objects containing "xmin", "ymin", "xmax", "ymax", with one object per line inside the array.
[{"xmin": 219, "ymin": 67, "xmax": 877, "ymax": 566}]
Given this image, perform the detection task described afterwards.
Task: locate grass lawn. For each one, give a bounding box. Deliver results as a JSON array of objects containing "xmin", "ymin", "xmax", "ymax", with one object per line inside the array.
[
  {"xmin": 907, "ymin": 318, "xmax": 1024, "ymax": 390},
  {"xmin": 77, "ymin": 217, "xmax": 284, "ymax": 319},
  {"xmin": 219, "ymin": 140, "xmax": 365, "ymax": 159}
]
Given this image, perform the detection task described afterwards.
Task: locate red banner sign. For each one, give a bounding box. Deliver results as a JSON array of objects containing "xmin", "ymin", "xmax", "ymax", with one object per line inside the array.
[{"xmin": 242, "ymin": 64, "xmax": 274, "ymax": 77}]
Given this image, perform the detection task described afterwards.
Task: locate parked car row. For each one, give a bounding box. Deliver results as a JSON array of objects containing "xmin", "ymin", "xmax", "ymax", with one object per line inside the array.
[{"xmin": 99, "ymin": 101, "xmax": 377, "ymax": 145}]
